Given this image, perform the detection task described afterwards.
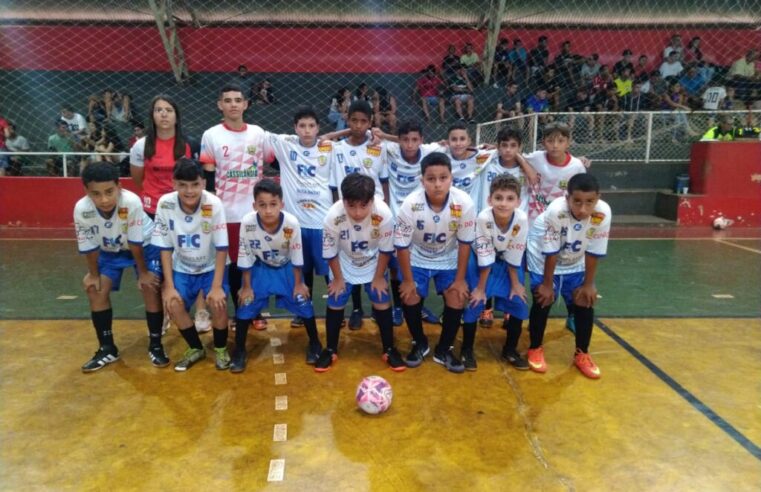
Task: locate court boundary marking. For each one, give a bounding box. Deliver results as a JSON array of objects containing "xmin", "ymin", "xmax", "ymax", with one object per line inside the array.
[
  {"xmin": 714, "ymin": 239, "xmax": 761, "ymax": 255},
  {"xmin": 595, "ymin": 318, "xmax": 761, "ymax": 462}
]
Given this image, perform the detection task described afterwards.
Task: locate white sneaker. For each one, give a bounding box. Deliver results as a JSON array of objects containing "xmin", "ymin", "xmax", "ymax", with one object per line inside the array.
[
  {"xmin": 162, "ymin": 314, "xmax": 171, "ymax": 335},
  {"xmin": 195, "ymin": 309, "xmax": 212, "ymax": 333}
]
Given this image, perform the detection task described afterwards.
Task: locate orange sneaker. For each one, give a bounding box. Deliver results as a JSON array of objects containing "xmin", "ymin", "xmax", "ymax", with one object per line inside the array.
[
  {"xmin": 574, "ymin": 349, "xmax": 601, "ymax": 379},
  {"xmin": 252, "ymin": 317, "xmax": 267, "ymax": 331},
  {"xmin": 479, "ymin": 308, "xmax": 494, "ymax": 327},
  {"xmin": 527, "ymin": 347, "xmax": 547, "ymax": 373}
]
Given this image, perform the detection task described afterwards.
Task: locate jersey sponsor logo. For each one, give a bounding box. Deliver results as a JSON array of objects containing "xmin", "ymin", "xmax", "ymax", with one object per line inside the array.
[
  {"xmin": 476, "ymin": 154, "xmax": 490, "ymax": 165},
  {"xmin": 303, "ymin": 150, "xmax": 310, "ymax": 156},
  {"xmin": 351, "ymin": 240, "xmax": 369, "ymax": 251},
  {"xmin": 462, "ymin": 220, "xmax": 474, "ymax": 228},
  {"xmin": 184, "ymin": 216, "xmax": 193, "ymax": 223},
  {"xmin": 161, "ymin": 201, "xmax": 175, "ymax": 210},
  {"xmin": 246, "ymin": 145, "xmax": 257, "ymax": 155},
  {"xmin": 297, "ymin": 164, "xmax": 317, "ymax": 177},
  {"xmin": 283, "ymin": 227, "xmax": 294, "ymax": 240},
  {"xmin": 497, "ymin": 235, "xmax": 506, "ymax": 242},
  {"xmin": 396, "ymin": 173, "xmax": 417, "ymax": 183},
  {"xmin": 334, "ymin": 214, "xmax": 347, "ymax": 226},
  {"xmin": 118, "ymin": 207, "xmax": 128, "ymax": 220},
  {"xmin": 449, "ymin": 220, "xmax": 458, "ymax": 232},
  {"xmin": 563, "ymin": 240, "xmax": 583, "ymax": 252},
  {"xmin": 573, "ymin": 223, "xmax": 583, "ymax": 231},
  {"xmin": 353, "ymin": 225, "xmax": 362, "ymax": 232},
  {"xmin": 485, "ymin": 221, "xmax": 493, "ymax": 229},
  {"xmin": 201, "ymin": 205, "xmax": 213, "ymax": 218},
  {"xmin": 475, "ymin": 238, "xmax": 491, "ymax": 256},
  {"xmin": 178, "ymin": 234, "xmax": 202, "ymax": 248},
  {"xmin": 300, "ymin": 201, "xmax": 317, "ymax": 209},
  {"xmin": 226, "ymin": 166, "xmax": 258, "ymax": 179},
  {"xmin": 349, "ymin": 150, "xmax": 357, "ymax": 157},
  {"xmin": 411, "ymin": 203, "xmax": 424, "ymax": 212},
  {"xmin": 362, "ymin": 158, "xmax": 373, "ymax": 169},
  {"xmin": 450, "ymin": 204, "xmax": 462, "ymax": 218},
  {"xmin": 82, "ymin": 210, "xmax": 96, "ymax": 219},
  {"xmin": 452, "ymin": 177, "xmax": 472, "ymax": 188},
  {"xmin": 318, "ymin": 143, "xmax": 332, "ymax": 153},
  {"xmin": 371, "ymin": 214, "xmax": 383, "ymax": 226},
  {"xmin": 433, "ymin": 215, "xmax": 440, "ymax": 223},
  {"xmin": 104, "ymin": 221, "xmax": 113, "ymax": 229},
  {"xmin": 76, "ymin": 224, "xmax": 99, "ymax": 241},
  {"xmin": 102, "ymin": 235, "xmax": 122, "ymax": 248},
  {"xmin": 590, "ymin": 212, "xmax": 605, "ymax": 225},
  {"xmin": 245, "ymin": 224, "xmax": 257, "ymax": 232},
  {"xmin": 423, "ymin": 232, "xmax": 447, "ymax": 243},
  {"xmin": 367, "ymin": 146, "xmax": 381, "ymax": 157},
  {"xmin": 512, "ymin": 224, "xmax": 521, "ymax": 237}
]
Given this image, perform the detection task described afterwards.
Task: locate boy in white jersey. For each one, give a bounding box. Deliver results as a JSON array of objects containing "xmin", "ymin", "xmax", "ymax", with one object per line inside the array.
[
  {"xmin": 263, "ymin": 107, "xmax": 333, "ymax": 328},
  {"xmin": 395, "ymin": 152, "xmax": 476, "ymax": 373},
  {"xmin": 74, "ymin": 162, "xmax": 166, "ymax": 372},
  {"xmin": 316, "ymin": 174, "xmax": 405, "ymax": 372},
  {"xmin": 462, "ymin": 175, "xmax": 530, "ymax": 371},
  {"xmin": 445, "ymin": 122, "xmax": 495, "ymax": 197},
  {"xmin": 526, "ymin": 173, "xmax": 611, "ymax": 379},
  {"xmin": 233, "ymin": 180, "xmax": 322, "ymax": 372},
  {"xmin": 199, "ymin": 83, "xmax": 266, "ymax": 326},
  {"xmin": 328, "ymin": 100, "xmax": 390, "ymax": 330},
  {"xmin": 152, "ymin": 159, "xmax": 231, "ymax": 372}
]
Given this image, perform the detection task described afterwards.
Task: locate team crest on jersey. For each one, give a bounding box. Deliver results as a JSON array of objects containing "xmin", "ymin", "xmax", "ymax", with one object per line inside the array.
[
  {"xmin": 202, "ymin": 222, "xmax": 211, "ymax": 234},
  {"xmin": 118, "ymin": 207, "xmax": 128, "ymax": 220},
  {"xmin": 411, "ymin": 203, "xmax": 424, "ymax": 212},
  {"xmin": 318, "ymin": 156, "xmax": 327, "ymax": 166},
  {"xmin": 82, "ymin": 210, "xmax": 96, "ymax": 219},
  {"xmin": 371, "ymin": 214, "xmax": 383, "ymax": 226},
  {"xmin": 283, "ymin": 227, "xmax": 294, "ymax": 240},
  {"xmin": 282, "ymin": 241, "xmax": 290, "ymax": 249},
  {"xmin": 559, "ymin": 179, "xmax": 568, "ymax": 189},
  {"xmin": 511, "ymin": 224, "xmax": 521, "ymax": 237},
  {"xmin": 449, "ymin": 220, "xmax": 458, "ymax": 232},
  {"xmin": 246, "ymin": 145, "xmax": 257, "ymax": 155},
  {"xmin": 161, "ymin": 201, "xmax": 175, "ymax": 210},
  {"xmin": 476, "ymin": 154, "xmax": 490, "ymax": 165},
  {"xmin": 371, "ymin": 228, "xmax": 380, "ymax": 239},
  {"xmin": 557, "ymin": 212, "xmax": 567, "ymax": 220},
  {"xmin": 334, "ymin": 214, "xmax": 347, "ymax": 226},
  {"xmin": 121, "ymin": 224, "xmax": 128, "ymax": 234},
  {"xmin": 201, "ymin": 204, "xmax": 213, "ymax": 218},
  {"xmin": 586, "ymin": 227, "xmax": 596, "ymax": 239},
  {"xmin": 362, "ymin": 158, "xmax": 373, "ymax": 168},
  {"xmin": 367, "ymin": 146, "xmax": 381, "ymax": 157},
  {"xmin": 590, "ymin": 212, "xmax": 605, "ymax": 225},
  {"xmin": 485, "ymin": 221, "xmax": 493, "ymax": 229},
  {"xmin": 318, "ymin": 142, "xmax": 332, "ymax": 153},
  {"xmin": 450, "ymin": 204, "xmax": 462, "ymax": 218}
]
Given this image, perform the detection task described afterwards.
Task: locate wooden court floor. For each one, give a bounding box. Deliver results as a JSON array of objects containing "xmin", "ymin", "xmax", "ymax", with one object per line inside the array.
[{"xmin": 1, "ymin": 228, "xmax": 760, "ymax": 490}]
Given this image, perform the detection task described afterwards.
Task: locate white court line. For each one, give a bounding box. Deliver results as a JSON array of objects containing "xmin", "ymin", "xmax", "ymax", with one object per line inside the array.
[
  {"xmin": 273, "ymin": 424, "xmax": 288, "ymax": 442},
  {"xmin": 275, "ymin": 395, "xmax": 288, "ymax": 411},
  {"xmin": 272, "ymin": 353, "xmax": 285, "ymax": 365},
  {"xmin": 711, "ymin": 294, "xmax": 735, "ymax": 299},
  {"xmin": 274, "ymin": 373, "xmax": 287, "ymax": 385},
  {"xmin": 56, "ymin": 295, "xmax": 78, "ymax": 300},
  {"xmin": 714, "ymin": 239, "xmax": 761, "ymax": 255},
  {"xmin": 267, "ymin": 459, "xmax": 285, "ymax": 482}
]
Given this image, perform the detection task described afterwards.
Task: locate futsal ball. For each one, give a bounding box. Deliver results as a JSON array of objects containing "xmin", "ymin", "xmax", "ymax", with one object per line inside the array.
[
  {"xmin": 355, "ymin": 375, "xmax": 393, "ymax": 415},
  {"xmin": 713, "ymin": 216, "xmax": 732, "ymax": 230}
]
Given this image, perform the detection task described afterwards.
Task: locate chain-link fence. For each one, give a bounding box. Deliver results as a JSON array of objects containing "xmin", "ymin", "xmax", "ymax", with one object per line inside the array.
[{"xmin": 1, "ymin": 0, "xmax": 759, "ymax": 175}]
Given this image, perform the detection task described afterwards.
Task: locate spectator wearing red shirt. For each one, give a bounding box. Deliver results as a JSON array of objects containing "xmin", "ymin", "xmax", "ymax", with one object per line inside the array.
[
  {"xmin": 416, "ymin": 65, "xmax": 446, "ymax": 124},
  {"xmin": 0, "ymin": 112, "xmax": 9, "ymax": 175}
]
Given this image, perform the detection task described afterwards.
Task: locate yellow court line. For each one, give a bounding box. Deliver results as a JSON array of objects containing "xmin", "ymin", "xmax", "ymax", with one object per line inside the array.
[{"xmin": 714, "ymin": 239, "xmax": 761, "ymax": 255}]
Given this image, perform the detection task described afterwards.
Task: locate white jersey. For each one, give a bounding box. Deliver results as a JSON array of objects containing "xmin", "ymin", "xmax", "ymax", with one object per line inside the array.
[
  {"xmin": 265, "ymin": 133, "xmax": 332, "ymax": 229},
  {"xmin": 237, "ymin": 210, "xmax": 303, "ymax": 269},
  {"xmin": 473, "ymin": 155, "xmax": 531, "ymax": 214},
  {"xmin": 199, "ymin": 123, "xmax": 267, "ymax": 223},
  {"xmin": 473, "ymin": 207, "xmax": 529, "ymax": 268},
  {"xmin": 527, "ymin": 197, "xmax": 611, "ymax": 275},
  {"xmin": 328, "ymin": 138, "xmax": 388, "ymax": 201},
  {"xmin": 61, "ymin": 113, "xmax": 87, "ymax": 134},
  {"xmin": 394, "ymin": 187, "xmax": 476, "ymax": 270},
  {"xmin": 151, "ymin": 191, "xmax": 229, "ymax": 274},
  {"xmin": 702, "ymin": 86, "xmax": 727, "ymax": 111},
  {"xmin": 384, "ymin": 142, "xmax": 441, "ymax": 215},
  {"xmin": 322, "ymin": 200, "xmax": 395, "ymax": 285},
  {"xmin": 447, "ymin": 148, "xmax": 495, "ymax": 195},
  {"xmin": 525, "ymin": 151, "xmax": 586, "ymax": 222},
  {"xmin": 74, "ymin": 189, "xmax": 153, "ymax": 253}
]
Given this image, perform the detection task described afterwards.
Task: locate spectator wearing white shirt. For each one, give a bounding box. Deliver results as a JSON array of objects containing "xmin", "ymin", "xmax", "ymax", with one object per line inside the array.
[{"xmin": 659, "ymin": 51, "xmax": 684, "ymax": 79}]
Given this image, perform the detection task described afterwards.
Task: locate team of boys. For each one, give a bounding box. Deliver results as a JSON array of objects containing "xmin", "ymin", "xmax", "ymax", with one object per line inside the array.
[{"xmin": 74, "ymin": 82, "xmax": 611, "ymax": 380}]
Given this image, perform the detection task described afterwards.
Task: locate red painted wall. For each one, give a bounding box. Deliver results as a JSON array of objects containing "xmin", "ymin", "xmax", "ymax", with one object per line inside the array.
[
  {"xmin": 677, "ymin": 142, "xmax": 761, "ymax": 226},
  {"xmin": 0, "ymin": 25, "xmax": 754, "ymax": 73}
]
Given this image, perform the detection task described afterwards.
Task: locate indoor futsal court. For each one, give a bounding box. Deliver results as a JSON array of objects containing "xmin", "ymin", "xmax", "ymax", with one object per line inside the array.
[{"xmin": 1, "ymin": 226, "xmax": 759, "ymax": 490}]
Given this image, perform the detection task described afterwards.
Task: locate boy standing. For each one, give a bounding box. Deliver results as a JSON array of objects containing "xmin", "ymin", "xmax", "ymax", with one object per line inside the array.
[
  {"xmin": 395, "ymin": 152, "xmax": 476, "ymax": 373},
  {"xmin": 526, "ymin": 173, "xmax": 611, "ymax": 379},
  {"xmin": 317, "ymin": 174, "xmax": 404, "ymax": 372},
  {"xmin": 445, "ymin": 123, "xmax": 495, "ymax": 197},
  {"xmin": 153, "ymin": 158, "xmax": 231, "ymax": 371},
  {"xmin": 233, "ymin": 180, "xmax": 322, "ymax": 372},
  {"xmin": 74, "ymin": 162, "xmax": 167, "ymax": 372}
]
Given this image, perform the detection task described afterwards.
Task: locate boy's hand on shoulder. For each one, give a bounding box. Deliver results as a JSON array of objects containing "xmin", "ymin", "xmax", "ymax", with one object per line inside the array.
[
  {"xmin": 534, "ymin": 283, "xmax": 555, "ymax": 308},
  {"xmin": 206, "ymin": 286, "xmax": 227, "ymax": 312},
  {"xmin": 293, "ymin": 282, "xmax": 310, "ymax": 301},
  {"xmin": 137, "ymin": 271, "xmax": 160, "ymax": 292},
  {"xmin": 573, "ymin": 284, "xmax": 597, "ymax": 308},
  {"xmin": 82, "ymin": 273, "xmax": 102, "ymax": 293},
  {"xmin": 580, "ymin": 156, "xmax": 592, "ymax": 169},
  {"xmin": 327, "ymin": 277, "xmax": 346, "ymax": 298},
  {"xmin": 238, "ymin": 286, "xmax": 254, "ymax": 306},
  {"xmin": 162, "ymin": 287, "xmax": 183, "ymax": 313}
]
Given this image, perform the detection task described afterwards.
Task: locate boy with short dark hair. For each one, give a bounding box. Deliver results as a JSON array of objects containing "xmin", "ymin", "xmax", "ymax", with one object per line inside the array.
[
  {"xmin": 462, "ymin": 175, "xmax": 529, "ymax": 370},
  {"xmin": 526, "ymin": 173, "xmax": 611, "ymax": 379},
  {"xmin": 233, "ymin": 179, "xmax": 322, "ymax": 372},
  {"xmin": 152, "ymin": 158, "xmax": 231, "ymax": 371},
  {"xmin": 317, "ymin": 173, "xmax": 403, "ymax": 372},
  {"xmin": 74, "ymin": 162, "xmax": 166, "ymax": 372},
  {"xmin": 395, "ymin": 152, "xmax": 476, "ymax": 373}
]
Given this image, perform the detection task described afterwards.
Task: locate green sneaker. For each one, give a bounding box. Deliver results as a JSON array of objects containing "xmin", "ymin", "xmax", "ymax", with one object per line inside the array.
[
  {"xmin": 174, "ymin": 348, "xmax": 206, "ymax": 372},
  {"xmin": 214, "ymin": 347, "xmax": 231, "ymax": 370}
]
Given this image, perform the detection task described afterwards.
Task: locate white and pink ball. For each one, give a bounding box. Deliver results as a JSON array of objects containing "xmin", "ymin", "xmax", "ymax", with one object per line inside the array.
[{"xmin": 355, "ymin": 375, "xmax": 393, "ymax": 415}]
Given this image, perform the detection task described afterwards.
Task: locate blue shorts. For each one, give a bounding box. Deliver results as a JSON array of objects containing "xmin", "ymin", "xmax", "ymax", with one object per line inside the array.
[
  {"xmin": 98, "ymin": 245, "xmax": 162, "ymax": 292},
  {"xmin": 173, "ymin": 267, "xmax": 230, "ymax": 311},
  {"xmin": 529, "ymin": 271, "xmax": 586, "ymax": 307},
  {"xmin": 327, "ymin": 281, "xmax": 390, "ymax": 309},
  {"xmin": 463, "ymin": 255, "xmax": 528, "ymax": 322},
  {"xmin": 424, "ymin": 96, "xmax": 440, "ymax": 106},
  {"xmin": 388, "ymin": 254, "xmax": 401, "ymax": 281},
  {"xmin": 302, "ymin": 228, "xmax": 329, "ymax": 277},
  {"xmin": 237, "ymin": 262, "xmax": 314, "ymax": 319},
  {"xmin": 412, "ymin": 266, "xmax": 457, "ymax": 299}
]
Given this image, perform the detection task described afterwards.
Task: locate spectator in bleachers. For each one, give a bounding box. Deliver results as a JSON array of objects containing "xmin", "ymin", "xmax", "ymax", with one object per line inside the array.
[
  {"xmin": 94, "ymin": 124, "xmax": 123, "ymax": 163},
  {"xmin": 60, "ymin": 104, "xmax": 88, "ymax": 138},
  {"xmin": 46, "ymin": 120, "xmax": 78, "ymax": 176},
  {"xmin": 660, "ymin": 51, "xmax": 684, "ymax": 79},
  {"xmin": 495, "ymin": 81, "xmax": 523, "ymax": 120},
  {"xmin": 237, "ymin": 64, "xmax": 249, "ymax": 81},
  {"xmin": 493, "ymin": 38, "xmax": 511, "ymax": 87},
  {"xmin": 127, "ymin": 122, "xmax": 145, "ymax": 149},
  {"xmin": 79, "ymin": 121, "xmax": 101, "ymax": 157},
  {"xmin": 684, "ymin": 36, "xmax": 714, "ymax": 82},
  {"xmin": 353, "ymin": 82, "xmax": 372, "ymax": 103},
  {"xmin": 525, "ymin": 87, "xmax": 550, "ymax": 121},
  {"xmin": 4, "ymin": 123, "xmax": 30, "ymax": 176},
  {"xmin": 614, "ymin": 67, "xmax": 634, "ymax": 97},
  {"xmin": 729, "ymin": 49, "xmax": 760, "ymax": 103},
  {"xmin": 460, "ymin": 42, "xmax": 483, "ymax": 84},
  {"xmin": 447, "ymin": 67, "xmax": 476, "ymax": 123},
  {"xmin": 700, "ymin": 114, "xmax": 736, "ymax": 141},
  {"xmin": 613, "ymin": 49, "xmax": 635, "ymax": 76},
  {"xmin": 661, "ymin": 80, "xmax": 694, "ymax": 142},
  {"xmin": 591, "ymin": 65, "xmax": 613, "ymax": 96},
  {"xmin": 634, "ymin": 54, "xmax": 650, "ymax": 80},
  {"xmin": 416, "ymin": 65, "xmax": 446, "ymax": 124},
  {"xmin": 254, "ymin": 79, "xmax": 275, "ymax": 105},
  {"xmin": 442, "ymin": 44, "xmax": 461, "ymax": 77},
  {"xmin": 554, "ymin": 40, "xmax": 577, "ymax": 88},
  {"xmin": 373, "ymin": 86, "xmax": 397, "ymax": 133},
  {"xmin": 105, "ymin": 90, "xmax": 132, "ymax": 122},
  {"xmin": 566, "ymin": 86, "xmax": 593, "ymax": 139},
  {"xmin": 508, "ymin": 38, "xmax": 529, "ymax": 84},
  {"xmin": 0, "ymin": 111, "xmax": 8, "ymax": 175},
  {"xmin": 620, "ymin": 82, "xmax": 648, "ymax": 142},
  {"xmin": 528, "ymin": 35, "xmax": 550, "ymax": 75},
  {"xmin": 534, "ymin": 64, "xmax": 562, "ymax": 109},
  {"xmin": 679, "ymin": 65, "xmax": 707, "ymax": 107},
  {"xmin": 328, "ymin": 87, "xmax": 351, "ymax": 130},
  {"xmin": 663, "ymin": 33, "xmax": 684, "ymax": 62},
  {"xmin": 87, "ymin": 94, "xmax": 107, "ymax": 123},
  {"xmin": 579, "ymin": 54, "xmax": 601, "ymax": 85}
]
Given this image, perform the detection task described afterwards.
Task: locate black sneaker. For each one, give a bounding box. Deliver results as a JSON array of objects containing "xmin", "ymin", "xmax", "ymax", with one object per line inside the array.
[
  {"xmin": 383, "ymin": 347, "xmax": 407, "ymax": 372},
  {"xmin": 230, "ymin": 349, "xmax": 247, "ymax": 373},
  {"xmin": 148, "ymin": 345, "xmax": 170, "ymax": 368},
  {"xmin": 421, "ymin": 306, "xmax": 440, "ymax": 324},
  {"xmin": 348, "ymin": 309, "xmax": 363, "ymax": 330},
  {"xmin": 291, "ymin": 316, "xmax": 305, "ymax": 328},
  {"xmin": 392, "ymin": 307, "xmax": 404, "ymax": 327},
  {"xmin": 433, "ymin": 347, "xmax": 465, "ymax": 374},
  {"xmin": 460, "ymin": 348, "xmax": 478, "ymax": 371},
  {"xmin": 305, "ymin": 341, "xmax": 322, "ymax": 365},
  {"xmin": 81, "ymin": 346, "xmax": 119, "ymax": 373},
  {"xmin": 314, "ymin": 348, "xmax": 337, "ymax": 373},
  {"xmin": 501, "ymin": 348, "xmax": 529, "ymax": 370},
  {"xmin": 405, "ymin": 339, "xmax": 430, "ymax": 368}
]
